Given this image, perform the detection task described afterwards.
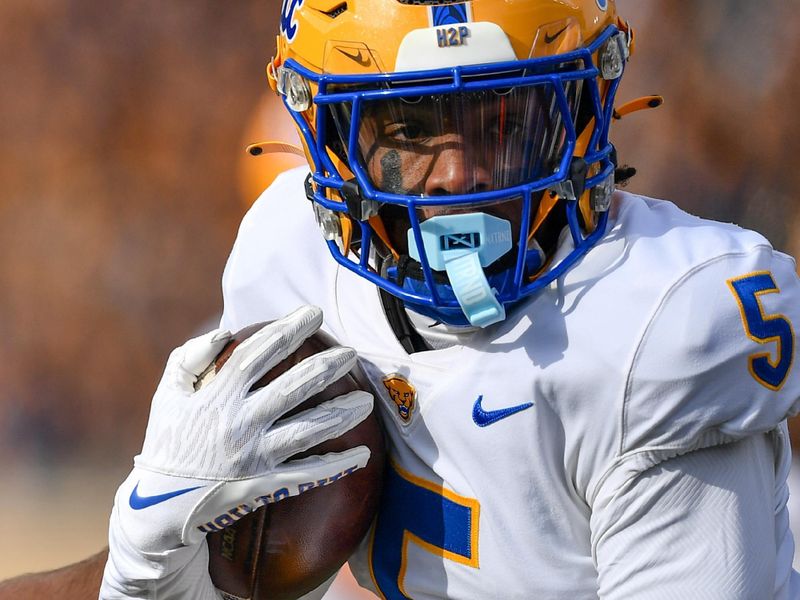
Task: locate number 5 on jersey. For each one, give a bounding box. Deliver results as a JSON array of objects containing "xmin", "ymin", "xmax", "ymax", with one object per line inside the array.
[
  {"xmin": 727, "ymin": 271, "xmax": 795, "ymax": 390},
  {"xmin": 369, "ymin": 461, "xmax": 480, "ymax": 599}
]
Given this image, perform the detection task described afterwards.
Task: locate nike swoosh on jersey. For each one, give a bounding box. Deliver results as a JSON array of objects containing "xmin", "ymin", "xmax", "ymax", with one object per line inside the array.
[
  {"xmin": 129, "ymin": 482, "xmax": 203, "ymax": 510},
  {"xmin": 472, "ymin": 395, "xmax": 534, "ymax": 427}
]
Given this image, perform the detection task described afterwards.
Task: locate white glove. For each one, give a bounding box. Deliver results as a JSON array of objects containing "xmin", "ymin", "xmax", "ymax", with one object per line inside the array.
[{"xmin": 100, "ymin": 306, "xmax": 374, "ymax": 600}]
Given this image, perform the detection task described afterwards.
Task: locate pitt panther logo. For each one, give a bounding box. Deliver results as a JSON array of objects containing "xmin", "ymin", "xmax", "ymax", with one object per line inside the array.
[
  {"xmin": 382, "ymin": 373, "xmax": 417, "ymax": 424},
  {"xmin": 280, "ymin": 0, "xmax": 305, "ymax": 43}
]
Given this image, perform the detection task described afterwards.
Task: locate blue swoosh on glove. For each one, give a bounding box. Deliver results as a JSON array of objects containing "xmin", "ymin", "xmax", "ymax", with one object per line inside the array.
[{"xmin": 129, "ymin": 482, "xmax": 203, "ymax": 510}]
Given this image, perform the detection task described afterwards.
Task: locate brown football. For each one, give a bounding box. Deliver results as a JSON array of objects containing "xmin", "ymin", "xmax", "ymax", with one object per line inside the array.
[{"xmin": 205, "ymin": 323, "xmax": 385, "ymax": 600}]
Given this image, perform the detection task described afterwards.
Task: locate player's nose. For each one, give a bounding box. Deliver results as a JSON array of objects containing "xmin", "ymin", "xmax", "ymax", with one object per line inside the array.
[{"xmin": 423, "ymin": 134, "xmax": 491, "ymax": 198}]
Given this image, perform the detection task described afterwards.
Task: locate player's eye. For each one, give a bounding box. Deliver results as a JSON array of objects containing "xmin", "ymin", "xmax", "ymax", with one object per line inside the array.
[
  {"xmin": 384, "ymin": 120, "xmax": 431, "ymax": 143},
  {"xmin": 491, "ymin": 116, "xmax": 525, "ymax": 139}
]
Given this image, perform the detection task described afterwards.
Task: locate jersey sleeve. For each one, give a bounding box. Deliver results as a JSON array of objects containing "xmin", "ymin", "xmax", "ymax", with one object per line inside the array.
[
  {"xmin": 587, "ymin": 243, "xmax": 800, "ymax": 598},
  {"xmin": 592, "ymin": 246, "xmax": 800, "ymax": 498},
  {"xmin": 588, "ymin": 246, "xmax": 800, "ymax": 597},
  {"xmin": 585, "ymin": 241, "xmax": 800, "ymax": 519}
]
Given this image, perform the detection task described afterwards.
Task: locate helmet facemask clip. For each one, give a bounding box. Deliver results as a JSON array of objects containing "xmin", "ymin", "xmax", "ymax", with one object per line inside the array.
[
  {"xmin": 549, "ymin": 157, "xmax": 589, "ymax": 203},
  {"xmin": 340, "ymin": 180, "xmax": 381, "ymax": 221},
  {"xmin": 599, "ymin": 31, "xmax": 630, "ymax": 80},
  {"xmin": 590, "ymin": 171, "xmax": 615, "ymax": 212},
  {"xmin": 276, "ymin": 66, "xmax": 312, "ymax": 111}
]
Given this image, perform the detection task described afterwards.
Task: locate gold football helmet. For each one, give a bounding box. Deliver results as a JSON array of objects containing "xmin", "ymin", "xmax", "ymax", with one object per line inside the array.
[{"xmin": 268, "ymin": 0, "xmax": 638, "ymax": 327}]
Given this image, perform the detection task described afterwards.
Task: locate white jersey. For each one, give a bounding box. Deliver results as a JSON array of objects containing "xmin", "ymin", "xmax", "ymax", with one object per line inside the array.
[{"xmin": 221, "ymin": 168, "xmax": 800, "ymax": 599}]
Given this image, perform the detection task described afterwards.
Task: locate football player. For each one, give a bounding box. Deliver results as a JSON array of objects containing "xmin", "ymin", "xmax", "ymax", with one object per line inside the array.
[{"xmin": 3, "ymin": 1, "xmax": 800, "ymax": 598}]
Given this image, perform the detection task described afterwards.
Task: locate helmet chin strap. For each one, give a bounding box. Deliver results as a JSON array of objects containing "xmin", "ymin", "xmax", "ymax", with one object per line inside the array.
[{"xmin": 406, "ymin": 213, "xmax": 513, "ymax": 328}]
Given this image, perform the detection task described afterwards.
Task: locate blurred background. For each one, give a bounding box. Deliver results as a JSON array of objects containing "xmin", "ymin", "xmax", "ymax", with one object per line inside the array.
[{"xmin": 1, "ymin": 0, "xmax": 798, "ymax": 592}]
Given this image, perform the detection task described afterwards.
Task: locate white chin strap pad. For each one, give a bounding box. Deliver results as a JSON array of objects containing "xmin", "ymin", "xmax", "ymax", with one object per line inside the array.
[{"xmin": 407, "ymin": 213, "xmax": 513, "ymax": 328}]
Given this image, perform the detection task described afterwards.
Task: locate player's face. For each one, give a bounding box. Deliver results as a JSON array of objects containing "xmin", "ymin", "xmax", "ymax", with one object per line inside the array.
[
  {"xmin": 355, "ymin": 91, "xmax": 544, "ymax": 253},
  {"xmin": 358, "ymin": 91, "xmax": 534, "ymax": 195}
]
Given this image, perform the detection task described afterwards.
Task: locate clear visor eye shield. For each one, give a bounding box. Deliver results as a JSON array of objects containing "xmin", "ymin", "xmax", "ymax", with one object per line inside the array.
[{"xmin": 278, "ymin": 25, "xmax": 628, "ymax": 328}]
